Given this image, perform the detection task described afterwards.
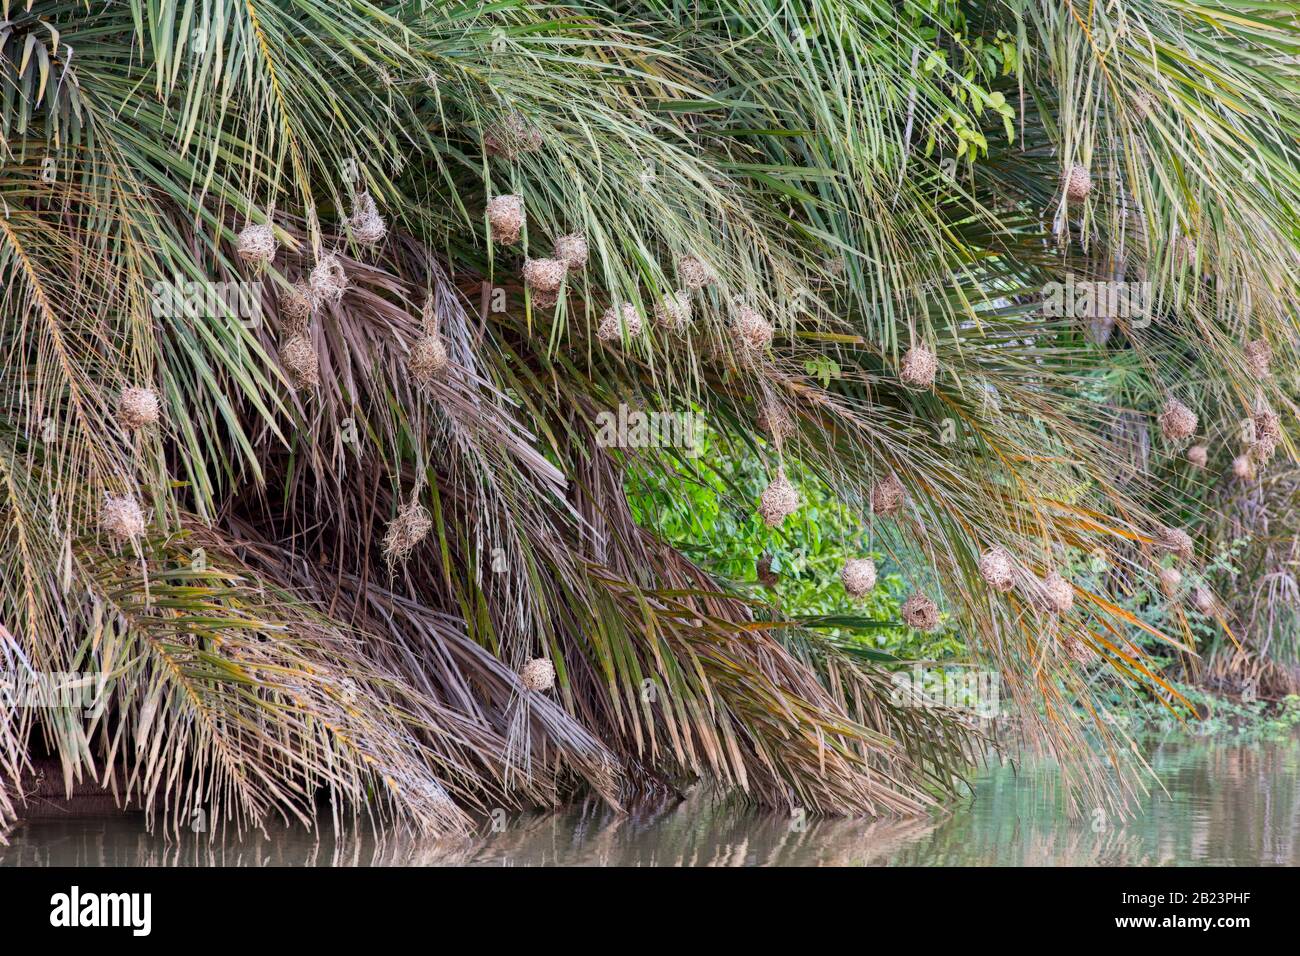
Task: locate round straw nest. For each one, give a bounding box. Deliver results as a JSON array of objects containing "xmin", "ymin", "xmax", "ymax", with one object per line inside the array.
[
  {"xmin": 349, "ymin": 192, "xmax": 387, "ymax": 246},
  {"xmin": 382, "ymin": 498, "xmax": 432, "ymax": 563},
  {"xmin": 487, "ymin": 194, "xmax": 525, "ymax": 244},
  {"xmin": 408, "ymin": 333, "xmax": 449, "ymax": 385},
  {"xmin": 758, "ymin": 469, "xmax": 800, "ymax": 527},
  {"xmin": 530, "ymin": 288, "xmax": 560, "ymax": 311},
  {"xmin": 899, "ymin": 345, "xmax": 937, "ymax": 391},
  {"xmin": 871, "ymin": 473, "xmax": 906, "ymax": 516},
  {"xmin": 1036, "ymin": 571, "xmax": 1074, "ymax": 614},
  {"xmin": 756, "ymin": 399, "xmax": 795, "ymax": 443},
  {"xmin": 1159, "ymin": 566, "xmax": 1183, "ymax": 598},
  {"xmin": 484, "ymin": 113, "xmax": 543, "ymax": 160},
  {"xmin": 309, "ymin": 253, "xmax": 348, "ymax": 307},
  {"xmin": 1190, "ymin": 586, "xmax": 1216, "ymax": 614},
  {"xmin": 653, "ymin": 291, "xmax": 693, "ymax": 333},
  {"xmin": 1245, "ymin": 339, "xmax": 1272, "ymax": 379},
  {"xmin": 756, "ymin": 553, "xmax": 779, "ymax": 589},
  {"xmin": 279, "ymin": 281, "xmax": 314, "ymax": 334},
  {"xmin": 117, "ymin": 386, "xmax": 161, "ymax": 431},
  {"xmin": 102, "ymin": 495, "xmax": 145, "ymax": 542},
  {"xmin": 280, "ymin": 334, "xmax": 319, "ymax": 389},
  {"xmin": 900, "ymin": 592, "xmax": 940, "ymax": 632},
  {"xmin": 1187, "ymin": 444, "xmax": 1208, "ymax": 469},
  {"xmin": 978, "ymin": 547, "xmax": 1016, "ymax": 592},
  {"xmin": 678, "ymin": 255, "xmax": 715, "ymax": 291},
  {"xmin": 523, "ymin": 257, "xmax": 567, "ymax": 294},
  {"xmin": 1064, "ymin": 164, "xmax": 1092, "ymax": 202},
  {"xmin": 1157, "ymin": 526, "xmax": 1194, "ymax": 561},
  {"xmin": 236, "ymin": 222, "xmax": 277, "ymax": 265},
  {"xmin": 841, "ymin": 558, "xmax": 877, "ymax": 598},
  {"xmin": 1232, "ymin": 453, "xmax": 1257, "ymax": 481},
  {"xmin": 1061, "ymin": 634, "xmax": 1096, "ymax": 666},
  {"xmin": 1250, "ymin": 407, "xmax": 1282, "ymax": 462},
  {"xmin": 520, "ymin": 657, "xmax": 556, "ymax": 693},
  {"xmin": 554, "ymin": 234, "xmax": 588, "ymax": 271},
  {"xmin": 732, "ymin": 305, "xmax": 773, "ymax": 355},
  {"xmin": 1158, "ymin": 398, "xmax": 1198, "ymax": 445},
  {"xmin": 598, "ymin": 303, "xmax": 642, "ymax": 343}
]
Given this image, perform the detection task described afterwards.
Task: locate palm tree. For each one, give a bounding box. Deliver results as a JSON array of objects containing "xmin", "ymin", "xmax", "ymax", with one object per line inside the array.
[{"xmin": 0, "ymin": 0, "xmax": 1295, "ymax": 837}]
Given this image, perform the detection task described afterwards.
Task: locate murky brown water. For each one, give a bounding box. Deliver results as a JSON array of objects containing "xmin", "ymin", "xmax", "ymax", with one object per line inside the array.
[{"xmin": 3, "ymin": 737, "xmax": 1297, "ymax": 866}]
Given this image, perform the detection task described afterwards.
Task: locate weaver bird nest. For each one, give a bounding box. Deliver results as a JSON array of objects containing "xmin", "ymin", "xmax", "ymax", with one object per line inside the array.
[
  {"xmin": 653, "ymin": 291, "xmax": 693, "ymax": 333},
  {"xmin": 598, "ymin": 303, "xmax": 642, "ymax": 343},
  {"xmin": 117, "ymin": 386, "xmax": 161, "ymax": 430},
  {"xmin": 1064, "ymin": 164, "xmax": 1092, "ymax": 202},
  {"xmin": 1187, "ymin": 444, "xmax": 1208, "ymax": 469},
  {"xmin": 899, "ymin": 345, "xmax": 937, "ymax": 390},
  {"xmin": 756, "ymin": 399, "xmax": 795, "ymax": 443},
  {"xmin": 1158, "ymin": 398, "xmax": 1198, "ymax": 445},
  {"xmin": 841, "ymin": 558, "xmax": 877, "ymax": 598},
  {"xmin": 349, "ymin": 192, "xmax": 387, "ymax": 246},
  {"xmin": 732, "ymin": 305, "xmax": 773, "ymax": 357},
  {"xmin": 1157, "ymin": 526, "xmax": 1194, "ymax": 561},
  {"xmin": 978, "ymin": 547, "xmax": 1016, "ymax": 592},
  {"xmin": 1190, "ymin": 586, "xmax": 1216, "ymax": 614},
  {"xmin": 309, "ymin": 254, "xmax": 348, "ymax": 307},
  {"xmin": 678, "ymin": 255, "xmax": 715, "ymax": 291},
  {"xmin": 484, "ymin": 113, "xmax": 543, "ymax": 160},
  {"xmin": 1245, "ymin": 339, "xmax": 1272, "ymax": 379},
  {"xmin": 756, "ymin": 553, "xmax": 779, "ymax": 589},
  {"xmin": 1061, "ymin": 634, "xmax": 1096, "ymax": 666},
  {"xmin": 520, "ymin": 657, "xmax": 556, "ymax": 693},
  {"xmin": 280, "ymin": 334, "xmax": 319, "ymax": 389},
  {"xmin": 871, "ymin": 474, "xmax": 906, "ymax": 516},
  {"xmin": 523, "ymin": 257, "xmax": 567, "ymax": 294},
  {"xmin": 236, "ymin": 222, "xmax": 277, "ymax": 264},
  {"xmin": 1232, "ymin": 453, "xmax": 1257, "ymax": 481},
  {"xmin": 1159, "ymin": 566, "xmax": 1183, "ymax": 598},
  {"xmin": 279, "ymin": 281, "xmax": 313, "ymax": 334},
  {"xmin": 1036, "ymin": 571, "xmax": 1074, "ymax": 615},
  {"xmin": 1250, "ymin": 408, "xmax": 1282, "ymax": 462},
  {"xmin": 102, "ymin": 495, "xmax": 145, "ymax": 542},
  {"xmin": 758, "ymin": 470, "xmax": 799, "ymax": 527},
  {"xmin": 487, "ymin": 194, "xmax": 525, "ymax": 244},
  {"xmin": 900, "ymin": 592, "xmax": 940, "ymax": 632},
  {"xmin": 408, "ymin": 333, "xmax": 449, "ymax": 384},
  {"xmin": 554, "ymin": 234, "xmax": 588, "ymax": 271},
  {"xmin": 382, "ymin": 499, "xmax": 432, "ymax": 563}
]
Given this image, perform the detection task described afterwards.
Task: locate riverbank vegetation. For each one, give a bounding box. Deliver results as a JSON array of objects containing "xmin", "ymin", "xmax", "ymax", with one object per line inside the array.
[{"xmin": 1, "ymin": 1, "xmax": 1298, "ymax": 836}]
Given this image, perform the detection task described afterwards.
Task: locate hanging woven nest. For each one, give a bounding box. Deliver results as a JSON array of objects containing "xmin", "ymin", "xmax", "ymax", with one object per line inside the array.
[
  {"xmin": 900, "ymin": 592, "xmax": 940, "ymax": 632},
  {"xmin": 101, "ymin": 495, "xmax": 145, "ymax": 542},
  {"xmin": 1159, "ymin": 566, "xmax": 1183, "ymax": 598},
  {"xmin": 117, "ymin": 386, "xmax": 161, "ymax": 431},
  {"xmin": 408, "ymin": 333, "xmax": 449, "ymax": 384},
  {"xmin": 756, "ymin": 553, "xmax": 779, "ymax": 589},
  {"xmin": 236, "ymin": 222, "xmax": 277, "ymax": 265},
  {"xmin": 484, "ymin": 113, "xmax": 543, "ymax": 160},
  {"xmin": 899, "ymin": 345, "xmax": 937, "ymax": 391},
  {"xmin": 1158, "ymin": 398, "xmax": 1197, "ymax": 445},
  {"xmin": 309, "ymin": 253, "xmax": 348, "ymax": 307},
  {"xmin": 382, "ymin": 498, "xmax": 432, "ymax": 563},
  {"xmin": 1251, "ymin": 407, "xmax": 1282, "ymax": 462},
  {"xmin": 653, "ymin": 291, "xmax": 693, "ymax": 333},
  {"xmin": 841, "ymin": 558, "xmax": 877, "ymax": 598},
  {"xmin": 1187, "ymin": 444, "xmax": 1208, "ymax": 469},
  {"xmin": 530, "ymin": 288, "xmax": 560, "ymax": 311},
  {"xmin": 1244, "ymin": 339, "xmax": 1272, "ymax": 379},
  {"xmin": 978, "ymin": 547, "xmax": 1016, "ymax": 592},
  {"xmin": 1036, "ymin": 571, "xmax": 1074, "ymax": 614},
  {"xmin": 678, "ymin": 255, "xmax": 715, "ymax": 291},
  {"xmin": 280, "ymin": 334, "xmax": 319, "ymax": 389},
  {"xmin": 871, "ymin": 473, "xmax": 906, "ymax": 516},
  {"xmin": 1064, "ymin": 164, "xmax": 1092, "ymax": 202},
  {"xmin": 520, "ymin": 657, "xmax": 556, "ymax": 693},
  {"xmin": 1061, "ymin": 634, "xmax": 1096, "ymax": 666},
  {"xmin": 279, "ymin": 281, "xmax": 313, "ymax": 334},
  {"xmin": 554, "ymin": 233, "xmax": 589, "ymax": 271},
  {"xmin": 523, "ymin": 257, "xmax": 566, "ymax": 294},
  {"xmin": 756, "ymin": 399, "xmax": 795, "ymax": 443},
  {"xmin": 487, "ymin": 194, "xmax": 525, "ymax": 244},
  {"xmin": 758, "ymin": 469, "xmax": 799, "ymax": 527},
  {"xmin": 1232, "ymin": 453, "xmax": 1257, "ymax": 481},
  {"xmin": 1190, "ymin": 586, "xmax": 1216, "ymax": 614},
  {"xmin": 1157, "ymin": 526, "xmax": 1194, "ymax": 561},
  {"xmin": 732, "ymin": 305, "xmax": 773, "ymax": 357},
  {"xmin": 598, "ymin": 303, "xmax": 642, "ymax": 343},
  {"xmin": 349, "ymin": 191, "xmax": 387, "ymax": 247}
]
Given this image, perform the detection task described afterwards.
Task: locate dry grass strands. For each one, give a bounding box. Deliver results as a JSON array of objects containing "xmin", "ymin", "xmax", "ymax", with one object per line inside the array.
[
  {"xmin": 382, "ymin": 499, "xmax": 432, "ymax": 563},
  {"xmin": 236, "ymin": 222, "xmax": 277, "ymax": 265},
  {"xmin": 1064, "ymin": 164, "xmax": 1092, "ymax": 202},
  {"xmin": 102, "ymin": 495, "xmax": 145, "ymax": 542},
  {"xmin": 678, "ymin": 255, "xmax": 715, "ymax": 291},
  {"xmin": 758, "ymin": 469, "xmax": 799, "ymax": 526},
  {"xmin": 756, "ymin": 399, "xmax": 795, "ymax": 443},
  {"xmin": 523, "ymin": 257, "xmax": 566, "ymax": 293},
  {"xmin": 349, "ymin": 192, "xmax": 387, "ymax": 246},
  {"xmin": 899, "ymin": 345, "xmax": 937, "ymax": 391},
  {"xmin": 978, "ymin": 547, "xmax": 1015, "ymax": 592},
  {"xmin": 1187, "ymin": 444, "xmax": 1208, "ymax": 469},
  {"xmin": 653, "ymin": 291, "xmax": 692, "ymax": 333},
  {"xmin": 1159, "ymin": 566, "xmax": 1183, "ymax": 598},
  {"xmin": 309, "ymin": 253, "xmax": 348, "ymax": 307},
  {"xmin": 487, "ymin": 194, "xmax": 525, "ymax": 244},
  {"xmin": 1245, "ymin": 339, "xmax": 1272, "ymax": 378},
  {"xmin": 279, "ymin": 281, "xmax": 313, "ymax": 334},
  {"xmin": 1158, "ymin": 398, "xmax": 1197, "ymax": 445},
  {"xmin": 841, "ymin": 558, "xmax": 877, "ymax": 597},
  {"xmin": 871, "ymin": 473, "xmax": 906, "ymax": 516},
  {"xmin": 117, "ymin": 386, "xmax": 160, "ymax": 430},
  {"xmin": 280, "ymin": 334, "xmax": 319, "ymax": 389},
  {"xmin": 598, "ymin": 303, "xmax": 642, "ymax": 343},
  {"xmin": 520, "ymin": 657, "xmax": 556, "ymax": 693},
  {"xmin": 900, "ymin": 592, "xmax": 940, "ymax": 632},
  {"xmin": 554, "ymin": 233, "xmax": 588, "ymax": 271},
  {"xmin": 1157, "ymin": 526, "xmax": 1194, "ymax": 561}
]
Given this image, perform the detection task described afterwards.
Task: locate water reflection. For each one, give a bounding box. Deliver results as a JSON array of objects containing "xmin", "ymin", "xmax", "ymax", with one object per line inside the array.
[{"xmin": 2, "ymin": 738, "xmax": 1296, "ymax": 866}]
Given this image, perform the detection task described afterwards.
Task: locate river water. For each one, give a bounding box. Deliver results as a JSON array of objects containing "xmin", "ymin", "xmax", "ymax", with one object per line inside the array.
[{"xmin": 3, "ymin": 737, "xmax": 1297, "ymax": 866}]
